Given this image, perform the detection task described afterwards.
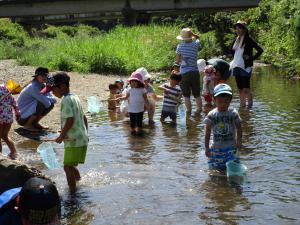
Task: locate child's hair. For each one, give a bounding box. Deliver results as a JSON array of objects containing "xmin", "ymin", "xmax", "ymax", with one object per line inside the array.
[
  {"xmin": 109, "ymin": 83, "xmax": 118, "ymax": 90},
  {"xmin": 114, "ymin": 80, "xmax": 124, "ymax": 85},
  {"xmin": 214, "ymin": 93, "xmax": 232, "ymax": 99},
  {"xmin": 53, "ymin": 72, "xmax": 70, "ymax": 87},
  {"xmin": 170, "ymin": 73, "xmax": 182, "ymax": 82},
  {"xmin": 171, "ymin": 63, "xmax": 180, "ymax": 71},
  {"xmin": 130, "ymin": 80, "xmax": 144, "ymax": 88}
]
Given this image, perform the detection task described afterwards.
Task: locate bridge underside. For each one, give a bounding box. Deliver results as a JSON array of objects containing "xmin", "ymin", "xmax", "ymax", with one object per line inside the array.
[{"xmin": 0, "ymin": 0, "xmax": 260, "ymax": 23}]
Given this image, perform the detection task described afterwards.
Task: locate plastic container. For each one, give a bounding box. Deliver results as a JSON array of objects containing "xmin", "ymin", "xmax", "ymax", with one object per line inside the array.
[
  {"xmin": 37, "ymin": 142, "xmax": 60, "ymax": 169},
  {"xmin": 226, "ymin": 159, "xmax": 247, "ymax": 177},
  {"xmin": 87, "ymin": 96, "xmax": 102, "ymax": 113}
]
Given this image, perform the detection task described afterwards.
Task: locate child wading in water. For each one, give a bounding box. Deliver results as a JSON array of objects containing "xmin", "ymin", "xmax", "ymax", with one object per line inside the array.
[
  {"xmin": 118, "ymin": 72, "xmax": 149, "ymax": 135},
  {"xmin": 158, "ymin": 73, "xmax": 182, "ymax": 124},
  {"xmin": 204, "ymin": 84, "xmax": 242, "ymax": 170},
  {"xmin": 0, "ymin": 84, "xmax": 20, "ymax": 159},
  {"xmin": 41, "ymin": 72, "xmax": 88, "ymax": 192}
]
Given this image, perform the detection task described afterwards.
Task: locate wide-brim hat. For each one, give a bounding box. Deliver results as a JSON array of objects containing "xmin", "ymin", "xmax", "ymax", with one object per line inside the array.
[
  {"xmin": 128, "ymin": 72, "xmax": 145, "ymax": 86},
  {"xmin": 213, "ymin": 83, "xmax": 233, "ymax": 97},
  {"xmin": 234, "ymin": 20, "xmax": 248, "ymax": 30},
  {"xmin": 136, "ymin": 67, "xmax": 151, "ymax": 81},
  {"xmin": 176, "ymin": 28, "xmax": 193, "ymax": 41}
]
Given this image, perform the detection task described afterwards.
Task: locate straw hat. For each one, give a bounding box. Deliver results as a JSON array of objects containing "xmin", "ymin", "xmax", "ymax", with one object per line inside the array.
[{"xmin": 176, "ymin": 28, "xmax": 193, "ymax": 41}]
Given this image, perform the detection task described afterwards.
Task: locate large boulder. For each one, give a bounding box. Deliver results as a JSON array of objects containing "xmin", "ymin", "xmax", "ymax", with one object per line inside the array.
[{"xmin": 0, "ymin": 155, "xmax": 49, "ymax": 194}]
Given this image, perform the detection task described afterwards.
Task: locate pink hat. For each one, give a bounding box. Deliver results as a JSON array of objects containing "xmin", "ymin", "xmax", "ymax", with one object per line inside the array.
[{"xmin": 128, "ymin": 72, "xmax": 145, "ymax": 86}]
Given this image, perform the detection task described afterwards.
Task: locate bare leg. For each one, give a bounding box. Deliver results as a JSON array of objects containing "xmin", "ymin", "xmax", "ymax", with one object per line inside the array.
[
  {"xmin": 2, "ymin": 123, "xmax": 17, "ymax": 159},
  {"xmin": 244, "ymin": 88, "xmax": 253, "ymax": 108},
  {"xmin": 184, "ymin": 97, "xmax": 192, "ymax": 113},
  {"xmin": 148, "ymin": 103, "xmax": 155, "ymax": 124},
  {"xmin": 239, "ymin": 89, "xmax": 246, "ymax": 108},
  {"xmin": 64, "ymin": 166, "xmax": 77, "ymax": 192},
  {"xmin": 72, "ymin": 167, "xmax": 81, "ymax": 181},
  {"xmin": 195, "ymin": 97, "xmax": 202, "ymax": 113},
  {"xmin": 24, "ymin": 115, "xmax": 38, "ymax": 129},
  {"xmin": 34, "ymin": 116, "xmax": 49, "ymax": 129}
]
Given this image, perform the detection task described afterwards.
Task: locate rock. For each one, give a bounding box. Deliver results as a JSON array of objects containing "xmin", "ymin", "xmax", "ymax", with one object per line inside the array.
[{"xmin": 0, "ymin": 155, "xmax": 50, "ymax": 194}]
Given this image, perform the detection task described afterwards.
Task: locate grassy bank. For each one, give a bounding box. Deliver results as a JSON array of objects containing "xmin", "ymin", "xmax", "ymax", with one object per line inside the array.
[{"xmin": 0, "ymin": 0, "xmax": 299, "ymax": 76}]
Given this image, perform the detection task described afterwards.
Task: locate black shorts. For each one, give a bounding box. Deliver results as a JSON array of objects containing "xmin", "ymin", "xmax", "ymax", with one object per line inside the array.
[
  {"xmin": 129, "ymin": 112, "xmax": 144, "ymax": 128},
  {"xmin": 161, "ymin": 110, "xmax": 177, "ymax": 121},
  {"xmin": 235, "ymin": 75, "xmax": 251, "ymax": 89},
  {"xmin": 180, "ymin": 71, "xmax": 201, "ymax": 98}
]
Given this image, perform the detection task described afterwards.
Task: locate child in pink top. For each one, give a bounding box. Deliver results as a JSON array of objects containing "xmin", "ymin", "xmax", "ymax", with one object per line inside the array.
[{"xmin": 0, "ymin": 84, "xmax": 20, "ymax": 159}]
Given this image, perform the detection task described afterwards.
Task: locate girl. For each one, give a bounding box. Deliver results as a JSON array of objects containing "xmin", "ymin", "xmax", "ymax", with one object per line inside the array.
[
  {"xmin": 0, "ymin": 84, "xmax": 20, "ymax": 160},
  {"xmin": 119, "ymin": 72, "xmax": 149, "ymax": 135}
]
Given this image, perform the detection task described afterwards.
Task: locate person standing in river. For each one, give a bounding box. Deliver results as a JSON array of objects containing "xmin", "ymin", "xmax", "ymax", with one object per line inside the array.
[
  {"xmin": 230, "ymin": 20, "xmax": 263, "ymax": 108},
  {"xmin": 175, "ymin": 28, "xmax": 202, "ymax": 115}
]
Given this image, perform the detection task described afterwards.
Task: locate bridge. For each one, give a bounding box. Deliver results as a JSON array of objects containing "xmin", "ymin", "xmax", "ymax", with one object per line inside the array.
[{"xmin": 0, "ymin": 0, "xmax": 260, "ymax": 24}]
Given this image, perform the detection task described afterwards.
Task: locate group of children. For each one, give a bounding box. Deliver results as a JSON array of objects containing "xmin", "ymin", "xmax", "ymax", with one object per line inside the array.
[{"xmin": 0, "ymin": 27, "xmax": 243, "ymax": 192}]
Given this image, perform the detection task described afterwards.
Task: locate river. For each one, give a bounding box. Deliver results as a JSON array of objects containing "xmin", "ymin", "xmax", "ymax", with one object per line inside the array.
[{"xmin": 4, "ymin": 66, "xmax": 300, "ymax": 224}]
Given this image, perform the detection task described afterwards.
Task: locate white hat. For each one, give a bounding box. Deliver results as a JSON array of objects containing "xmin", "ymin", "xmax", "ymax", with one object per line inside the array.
[
  {"xmin": 136, "ymin": 67, "xmax": 151, "ymax": 81},
  {"xmin": 176, "ymin": 28, "xmax": 192, "ymax": 41},
  {"xmin": 197, "ymin": 59, "xmax": 206, "ymax": 72}
]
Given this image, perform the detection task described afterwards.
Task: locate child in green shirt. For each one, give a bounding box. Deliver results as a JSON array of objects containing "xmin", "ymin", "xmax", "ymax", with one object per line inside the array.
[{"xmin": 41, "ymin": 72, "xmax": 88, "ymax": 192}]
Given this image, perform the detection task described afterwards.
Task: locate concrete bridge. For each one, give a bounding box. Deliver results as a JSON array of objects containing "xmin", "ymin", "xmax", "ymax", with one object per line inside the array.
[{"xmin": 0, "ymin": 0, "xmax": 260, "ymax": 24}]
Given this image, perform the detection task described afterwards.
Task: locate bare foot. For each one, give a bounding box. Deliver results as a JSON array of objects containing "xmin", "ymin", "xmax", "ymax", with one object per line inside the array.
[{"xmin": 34, "ymin": 123, "xmax": 49, "ymax": 130}]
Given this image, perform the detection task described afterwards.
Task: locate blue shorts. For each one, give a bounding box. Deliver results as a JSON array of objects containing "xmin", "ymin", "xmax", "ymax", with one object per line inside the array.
[{"xmin": 208, "ymin": 146, "xmax": 236, "ymax": 170}]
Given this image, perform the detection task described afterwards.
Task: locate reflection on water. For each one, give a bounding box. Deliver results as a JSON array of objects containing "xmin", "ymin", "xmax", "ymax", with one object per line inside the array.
[{"xmin": 3, "ymin": 66, "xmax": 300, "ymax": 224}]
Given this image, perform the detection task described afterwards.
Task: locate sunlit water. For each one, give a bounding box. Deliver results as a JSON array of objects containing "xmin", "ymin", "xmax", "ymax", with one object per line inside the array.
[{"xmin": 4, "ymin": 66, "xmax": 300, "ymax": 224}]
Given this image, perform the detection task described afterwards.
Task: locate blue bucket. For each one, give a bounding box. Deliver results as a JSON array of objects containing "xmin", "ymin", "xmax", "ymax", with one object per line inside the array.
[{"xmin": 226, "ymin": 159, "xmax": 247, "ymax": 177}]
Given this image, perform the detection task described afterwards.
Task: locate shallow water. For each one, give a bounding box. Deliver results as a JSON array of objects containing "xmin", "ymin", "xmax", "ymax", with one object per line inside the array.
[{"xmin": 4, "ymin": 66, "xmax": 300, "ymax": 224}]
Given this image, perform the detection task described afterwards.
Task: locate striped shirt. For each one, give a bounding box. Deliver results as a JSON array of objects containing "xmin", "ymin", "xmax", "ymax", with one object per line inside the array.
[
  {"xmin": 176, "ymin": 39, "xmax": 200, "ymax": 74},
  {"xmin": 162, "ymin": 83, "xmax": 182, "ymax": 111}
]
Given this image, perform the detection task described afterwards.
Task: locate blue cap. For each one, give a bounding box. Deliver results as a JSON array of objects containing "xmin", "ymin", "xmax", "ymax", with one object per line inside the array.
[{"xmin": 213, "ymin": 83, "xmax": 232, "ymax": 97}]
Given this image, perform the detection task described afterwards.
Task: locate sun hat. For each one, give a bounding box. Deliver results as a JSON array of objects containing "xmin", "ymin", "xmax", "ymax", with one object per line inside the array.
[
  {"xmin": 176, "ymin": 28, "xmax": 193, "ymax": 41},
  {"xmin": 115, "ymin": 79, "xmax": 124, "ymax": 84},
  {"xmin": 128, "ymin": 72, "xmax": 145, "ymax": 86},
  {"xmin": 18, "ymin": 177, "xmax": 60, "ymax": 224},
  {"xmin": 234, "ymin": 20, "xmax": 248, "ymax": 30},
  {"xmin": 213, "ymin": 83, "xmax": 233, "ymax": 97},
  {"xmin": 33, "ymin": 67, "xmax": 49, "ymax": 77},
  {"xmin": 207, "ymin": 58, "xmax": 230, "ymax": 80},
  {"xmin": 136, "ymin": 67, "xmax": 151, "ymax": 81},
  {"xmin": 197, "ymin": 59, "xmax": 206, "ymax": 72},
  {"xmin": 40, "ymin": 72, "xmax": 70, "ymax": 94}
]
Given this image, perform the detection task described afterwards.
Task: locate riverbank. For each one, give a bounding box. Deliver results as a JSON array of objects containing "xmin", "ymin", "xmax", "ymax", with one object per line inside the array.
[{"xmin": 0, "ymin": 59, "xmax": 118, "ymax": 143}]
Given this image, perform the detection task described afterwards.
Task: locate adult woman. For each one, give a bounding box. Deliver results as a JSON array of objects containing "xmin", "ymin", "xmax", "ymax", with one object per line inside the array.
[
  {"xmin": 17, "ymin": 67, "xmax": 56, "ymax": 131},
  {"xmin": 230, "ymin": 21, "xmax": 263, "ymax": 108},
  {"xmin": 175, "ymin": 28, "xmax": 202, "ymax": 114}
]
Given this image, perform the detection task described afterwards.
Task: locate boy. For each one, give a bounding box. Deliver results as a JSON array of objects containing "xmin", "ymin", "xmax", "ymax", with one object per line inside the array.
[
  {"xmin": 158, "ymin": 73, "xmax": 182, "ymax": 124},
  {"xmin": 204, "ymin": 83, "xmax": 242, "ymax": 170},
  {"xmin": 41, "ymin": 72, "xmax": 88, "ymax": 192}
]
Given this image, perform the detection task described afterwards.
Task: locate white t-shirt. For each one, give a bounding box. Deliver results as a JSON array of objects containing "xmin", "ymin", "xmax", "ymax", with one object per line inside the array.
[{"xmin": 127, "ymin": 87, "xmax": 146, "ymax": 113}]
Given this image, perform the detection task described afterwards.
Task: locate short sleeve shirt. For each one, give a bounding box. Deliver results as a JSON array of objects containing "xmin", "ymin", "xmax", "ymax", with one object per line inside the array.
[
  {"xmin": 61, "ymin": 94, "xmax": 88, "ymax": 147},
  {"xmin": 127, "ymin": 87, "xmax": 146, "ymax": 113},
  {"xmin": 176, "ymin": 39, "xmax": 200, "ymax": 74},
  {"xmin": 203, "ymin": 108, "xmax": 241, "ymax": 149}
]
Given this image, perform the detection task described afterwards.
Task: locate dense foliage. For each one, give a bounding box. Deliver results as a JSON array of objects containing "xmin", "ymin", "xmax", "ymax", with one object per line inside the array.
[{"xmin": 0, "ymin": 0, "xmax": 298, "ymax": 76}]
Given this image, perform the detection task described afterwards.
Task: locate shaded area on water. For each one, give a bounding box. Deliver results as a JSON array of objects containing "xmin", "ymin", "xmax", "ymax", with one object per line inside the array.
[{"xmin": 3, "ymin": 66, "xmax": 300, "ymax": 224}]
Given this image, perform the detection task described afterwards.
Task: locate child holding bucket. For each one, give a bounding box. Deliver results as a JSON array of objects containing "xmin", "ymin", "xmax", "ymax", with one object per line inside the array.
[
  {"xmin": 118, "ymin": 72, "xmax": 149, "ymax": 135},
  {"xmin": 41, "ymin": 72, "xmax": 88, "ymax": 192},
  {"xmin": 203, "ymin": 83, "xmax": 242, "ymax": 170},
  {"xmin": 0, "ymin": 84, "xmax": 20, "ymax": 160}
]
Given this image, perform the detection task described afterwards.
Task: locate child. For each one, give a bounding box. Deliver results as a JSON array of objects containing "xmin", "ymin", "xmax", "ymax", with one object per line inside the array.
[
  {"xmin": 0, "ymin": 84, "xmax": 20, "ymax": 160},
  {"xmin": 107, "ymin": 83, "xmax": 119, "ymax": 110},
  {"xmin": 118, "ymin": 72, "xmax": 149, "ymax": 135},
  {"xmin": 202, "ymin": 65, "xmax": 215, "ymax": 106},
  {"xmin": 114, "ymin": 79, "xmax": 124, "ymax": 94},
  {"xmin": 204, "ymin": 83, "xmax": 242, "ymax": 170},
  {"xmin": 41, "ymin": 72, "xmax": 88, "ymax": 192},
  {"xmin": 158, "ymin": 73, "xmax": 182, "ymax": 124},
  {"xmin": 136, "ymin": 67, "xmax": 162, "ymax": 124}
]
